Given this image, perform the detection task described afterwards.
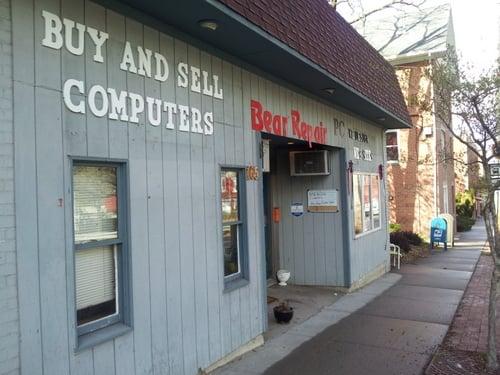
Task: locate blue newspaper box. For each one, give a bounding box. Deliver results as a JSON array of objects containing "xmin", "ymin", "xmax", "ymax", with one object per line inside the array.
[{"xmin": 430, "ymin": 217, "xmax": 447, "ymax": 251}]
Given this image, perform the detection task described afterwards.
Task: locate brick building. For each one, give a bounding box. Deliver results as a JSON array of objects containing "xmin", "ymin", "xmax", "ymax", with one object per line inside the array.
[
  {"xmin": 454, "ymin": 139, "xmax": 481, "ymax": 194},
  {"xmin": 340, "ymin": 3, "xmax": 457, "ymax": 237}
]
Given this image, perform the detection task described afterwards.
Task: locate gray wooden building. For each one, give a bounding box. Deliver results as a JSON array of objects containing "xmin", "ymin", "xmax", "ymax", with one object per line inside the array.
[{"xmin": 0, "ymin": 0, "xmax": 411, "ymax": 374}]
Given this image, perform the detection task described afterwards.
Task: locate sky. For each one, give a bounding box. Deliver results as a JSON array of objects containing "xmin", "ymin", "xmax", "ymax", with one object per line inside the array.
[
  {"xmin": 336, "ymin": 0, "xmax": 499, "ymax": 76},
  {"xmin": 450, "ymin": 0, "xmax": 499, "ymax": 75}
]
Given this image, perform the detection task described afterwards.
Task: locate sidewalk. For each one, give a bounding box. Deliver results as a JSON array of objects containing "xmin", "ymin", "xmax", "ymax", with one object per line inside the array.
[
  {"xmin": 212, "ymin": 220, "xmax": 485, "ymax": 375},
  {"xmin": 426, "ymin": 218, "xmax": 498, "ymax": 374}
]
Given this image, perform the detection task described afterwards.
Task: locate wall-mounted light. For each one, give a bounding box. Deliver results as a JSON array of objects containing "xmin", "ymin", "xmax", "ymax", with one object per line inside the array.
[
  {"xmin": 287, "ymin": 141, "xmax": 295, "ymax": 145},
  {"xmin": 323, "ymin": 88, "xmax": 335, "ymax": 95},
  {"xmin": 377, "ymin": 116, "xmax": 386, "ymax": 122},
  {"xmin": 198, "ymin": 19, "xmax": 219, "ymax": 31}
]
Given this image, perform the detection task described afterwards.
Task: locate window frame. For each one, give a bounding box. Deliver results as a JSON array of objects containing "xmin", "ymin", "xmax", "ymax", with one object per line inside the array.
[
  {"xmin": 70, "ymin": 158, "xmax": 132, "ymax": 348},
  {"xmin": 353, "ymin": 172, "xmax": 382, "ymax": 239},
  {"xmin": 220, "ymin": 166, "xmax": 249, "ymax": 291},
  {"xmin": 385, "ymin": 130, "xmax": 399, "ymax": 163}
]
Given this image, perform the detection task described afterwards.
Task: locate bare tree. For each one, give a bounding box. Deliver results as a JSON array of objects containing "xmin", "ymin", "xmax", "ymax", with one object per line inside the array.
[
  {"xmin": 333, "ymin": 0, "xmax": 447, "ymax": 55},
  {"xmin": 331, "ymin": 0, "xmax": 426, "ymax": 24},
  {"xmin": 432, "ymin": 52, "xmax": 500, "ymax": 370}
]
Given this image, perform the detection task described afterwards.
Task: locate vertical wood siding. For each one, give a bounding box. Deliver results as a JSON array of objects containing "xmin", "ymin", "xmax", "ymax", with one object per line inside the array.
[
  {"xmin": 272, "ymin": 150, "xmax": 345, "ymax": 286},
  {"xmin": 12, "ymin": 1, "xmax": 388, "ymax": 374}
]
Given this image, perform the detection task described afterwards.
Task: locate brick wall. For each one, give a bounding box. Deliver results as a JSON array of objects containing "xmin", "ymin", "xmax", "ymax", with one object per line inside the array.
[
  {"xmin": 0, "ymin": 0, "xmax": 19, "ymax": 374},
  {"xmin": 387, "ymin": 62, "xmax": 456, "ymax": 238}
]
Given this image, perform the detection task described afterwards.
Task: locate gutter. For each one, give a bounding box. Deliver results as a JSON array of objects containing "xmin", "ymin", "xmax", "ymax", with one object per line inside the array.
[{"xmin": 386, "ymin": 50, "xmax": 447, "ymax": 66}]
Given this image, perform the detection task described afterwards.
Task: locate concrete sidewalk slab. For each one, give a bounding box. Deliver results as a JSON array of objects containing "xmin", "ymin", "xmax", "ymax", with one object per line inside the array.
[
  {"xmin": 265, "ymin": 340, "xmax": 432, "ymax": 375},
  {"xmin": 384, "ymin": 284, "xmax": 463, "ymax": 305},
  {"xmin": 320, "ymin": 313, "xmax": 448, "ymax": 354},
  {"xmin": 398, "ymin": 264, "xmax": 473, "ymax": 278},
  {"xmin": 414, "ymin": 261, "xmax": 476, "ymax": 272},
  {"xmin": 399, "ymin": 272, "xmax": 472, "ymax": 290},
  {"xmin": 360, "ymin": 294, "xmax": 458, "ymax": 324}
]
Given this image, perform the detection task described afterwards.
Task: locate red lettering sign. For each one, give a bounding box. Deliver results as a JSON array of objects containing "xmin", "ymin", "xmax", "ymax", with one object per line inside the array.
[{"xmin": 250, "ymin": 100, "xmax": 327, "ymax": 146}]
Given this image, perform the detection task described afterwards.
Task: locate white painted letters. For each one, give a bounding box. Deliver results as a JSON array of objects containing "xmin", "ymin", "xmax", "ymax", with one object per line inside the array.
[
  {"xmin": 202, "ymin": 71, "xmax": 213, "ymax": 96},
  {"xmin": 108, "ymin": 88, "xmax": 129, "ymax": 121},
  {"xmin": 43, "ymin": 9, "xmax": 221, "ymax": 137},
  {"xmin": 163, "ymin": 102, "xmax": 177, "ymax": 130},
  {"xmin": 191, "ymin": 107, "xmax": 203, "ymax": 133},
  {"xmin": 42, "ymin": 10, "xmax": 63, "ymax": 50},
  {"xmin": 42, "ymin": 11, "xmax": 108, "ymax": 63},
  {"xmin": 146, "ymin": 97, "xmax": 162, "ymax": 126},
  {"xmin": 63, "ymin": 79, "xmax": 85, "ymax": 114},
  {"xmin": 63, "ymin": 19, "xmax": 85, "ymax": 56},
  {"xmin": 213, "ymin": 75, "xmax": 223, "ymax": 99},
  {"xmin": 154, "ymin": 52, "xmax": 169, "ymax": 82},
  {"xmin": 120, "ymin": 41, "xmax": 138, "ymax": 73},
  {"xmin": 88, "ymin": 85, "xmax": 109, "ymax": 117},
  {"xmin": 87, "ymin": 27, "xmax": 109, "ymax": 63},
  {"xmin": 190, "ymin": 66, "xmax": 201, "ymax": 93},
  {"xmin": 178, "ymin": 105, "xmax": 190, "ymax": 132},
  {"xmin": 177, "ymin": 62, "xmax": 189, "ymax": 88},
  {"xmin": 129, "ymin": 93, "xmax": 145, "ymax": 123},
  {"xmin": 203, "ymin": 112, "xmax": 214, "ymax": 135},
  {"xmin": 137, "ymin": 46, "xmax": 152, "ymax": 77}
]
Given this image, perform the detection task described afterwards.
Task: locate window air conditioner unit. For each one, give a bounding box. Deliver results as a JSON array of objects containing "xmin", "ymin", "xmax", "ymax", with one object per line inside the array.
[{"xmin": 289, "ymin": 150, "xmax": 330, "ymax": 176}]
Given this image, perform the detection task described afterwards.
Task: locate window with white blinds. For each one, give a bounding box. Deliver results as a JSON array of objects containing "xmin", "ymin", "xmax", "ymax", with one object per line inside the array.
[
  {"xmin": 72, "ymin": 162, "xmax": 126, "ymax": 336},
  {"xmin": 75, "ymin": 245, "xmax": 116, "ymax": 313}
]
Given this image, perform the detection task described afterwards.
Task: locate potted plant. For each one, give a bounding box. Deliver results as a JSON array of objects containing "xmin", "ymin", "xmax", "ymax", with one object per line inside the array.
[{"xmin": 273, "ymin": 300, "xmax": 294, "ymax": 324}]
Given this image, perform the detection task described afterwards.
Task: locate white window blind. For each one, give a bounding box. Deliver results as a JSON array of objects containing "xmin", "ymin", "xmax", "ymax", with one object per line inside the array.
[{"xmin": 75, "ymin": 245, "xmax": 116, "ymax": 310}]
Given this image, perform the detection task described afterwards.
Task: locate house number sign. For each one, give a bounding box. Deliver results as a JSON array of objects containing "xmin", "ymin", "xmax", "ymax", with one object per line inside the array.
[{"xmin": 246, "ymin": 165, "xmax": 259, "ymax": 181}]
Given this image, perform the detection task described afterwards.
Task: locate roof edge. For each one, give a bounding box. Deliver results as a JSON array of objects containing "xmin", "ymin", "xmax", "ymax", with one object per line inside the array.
[
  {"xmin": 206, "ymin": 0, "xmax": 412, "ymax": 129},
  {"xmin": 387, "ymin": 50, "xmax": 447, "ymax": 65}
]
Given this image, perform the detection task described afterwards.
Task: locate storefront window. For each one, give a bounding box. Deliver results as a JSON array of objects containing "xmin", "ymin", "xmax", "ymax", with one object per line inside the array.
[
  {"xmin": 220, "ymin": 168, "xmax": 248, "ymax": 287},
  {"xmin": 353, "ymin": 173, "xmax": 381, "ymax": 236},
  {"xmin": 353, "ymin": 175, "xmax": 363, "ymax": 235},
  {"xmin": 371, "ymin": 175, "xmax": 381, "ymax": 229},
  {"xmin": 72, "ymin": 162, "xmax": 129, "ymax": 339}
]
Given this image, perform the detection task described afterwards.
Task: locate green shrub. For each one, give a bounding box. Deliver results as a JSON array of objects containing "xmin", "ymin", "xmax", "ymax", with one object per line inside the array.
[
  {"xmin": 389, "ymin": 223, "xmax": 401, "ymax": 233},
  {"xmin": 390, "ymin": 231, "xmax": 411, "ymax": 252},
  {"xmin": 456, "ymin": 190, "xmax": 476, "ymax": 232},
  {"xmin": 401, "ymin": 231, "xmax": 423, "ymax": 246},
  {"xmin": 457, "ymin": 215, "xmax": 475, "ymax": 232}
]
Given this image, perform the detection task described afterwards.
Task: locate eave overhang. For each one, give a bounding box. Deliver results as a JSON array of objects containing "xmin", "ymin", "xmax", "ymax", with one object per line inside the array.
[{"xmin": 103, "ymin": 0, "xmax": 412, "ymax": 130}]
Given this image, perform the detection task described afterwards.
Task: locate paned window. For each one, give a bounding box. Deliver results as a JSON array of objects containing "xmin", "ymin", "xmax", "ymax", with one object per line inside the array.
[
  {"xmin": 72, "ymin": 162, "xmax": 129, "ymax": 338},
  {"xmin": 354, "ymin": 173, "xmax": 381, "ymax": 236},
  {"xmin": 221, "ymin": 168, "xmax": 248, "ymax": 287},
  {"xmin": 386, "ymin": 130, "xmax": 399, "ymax": 162}
]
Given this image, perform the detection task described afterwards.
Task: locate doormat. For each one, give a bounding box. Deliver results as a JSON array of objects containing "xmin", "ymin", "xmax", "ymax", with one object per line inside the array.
[{"xmin": 267, "ymin": 296, "xmax": 278, "ymax": 304}]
